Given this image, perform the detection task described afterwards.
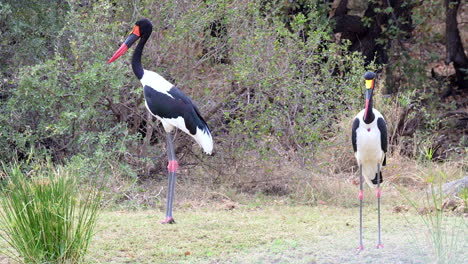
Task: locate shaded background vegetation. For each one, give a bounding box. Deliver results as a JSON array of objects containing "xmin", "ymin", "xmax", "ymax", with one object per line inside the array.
[{"xmin": 0, "ymin": 0, "xmax": 466, "ymax": 206}]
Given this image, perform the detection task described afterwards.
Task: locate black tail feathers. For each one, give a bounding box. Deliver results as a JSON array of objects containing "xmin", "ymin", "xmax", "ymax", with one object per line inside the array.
[{"xmin": 372, "ymin": 171, "xmax": 383, "ymax": 185}]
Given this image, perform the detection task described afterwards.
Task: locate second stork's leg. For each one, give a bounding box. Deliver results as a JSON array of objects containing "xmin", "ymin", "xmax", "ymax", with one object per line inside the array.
[
  {"xmin": 162, "ymin": 132, "xmax": 178, "ymax": 224},
  {"xmin": 358, "ymin": 164, "xmax": 364, "ymax": 251},
  {"xmin": 376, "ymin": 163, "xmax": 384, "ymax": 248}
]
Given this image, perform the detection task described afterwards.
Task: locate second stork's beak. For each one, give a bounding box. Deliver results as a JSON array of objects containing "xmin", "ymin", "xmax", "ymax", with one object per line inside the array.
[
  {"xmin": 363, "ymin": 71, "xmax": 376, "ymax": 120},
  {"xmin": 107, "ymin": 25, "xmax": 141, "ymax": 64}
]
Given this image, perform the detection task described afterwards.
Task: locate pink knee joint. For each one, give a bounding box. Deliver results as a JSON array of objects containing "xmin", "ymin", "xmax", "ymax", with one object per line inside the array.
[
  {"xmin": 358, "ymin": 190, "xmax": 363, "ymax": 200},
  {"xmin": 377, "ymin": 188, "xmax": 382, "ymax": 198},
  {"xmin": 167, "ymin": 160, "xmax": 179, "ymax": 172}
]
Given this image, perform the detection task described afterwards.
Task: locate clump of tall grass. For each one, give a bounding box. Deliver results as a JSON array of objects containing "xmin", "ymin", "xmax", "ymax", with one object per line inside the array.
[
  {"xmin": 0, "ymin": 163, "xmax": 102, "ymax": 263},
  {"xmin": 401, "ymin": 161, "xmax": 466, "ymax": 264}
]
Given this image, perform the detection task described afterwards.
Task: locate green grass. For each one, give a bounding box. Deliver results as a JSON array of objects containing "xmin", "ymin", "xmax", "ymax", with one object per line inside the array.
[
  {"xmin": 77, "ymin": 202, "xmax": 465, "ymax": 264},
  {"xmin": 1, "ymin": 162, "xmax": 466, "ymax": 264},
  {"xmin": 0, "ymin": 164, "xmax": 101, "ymax": 264},
  {"xmin": 2, "ymin": 201, "xmax": 466, "ymax": 264},
  {"xmin": 402, "ymin": 170, "xmax": 467, "ymax": 264}
]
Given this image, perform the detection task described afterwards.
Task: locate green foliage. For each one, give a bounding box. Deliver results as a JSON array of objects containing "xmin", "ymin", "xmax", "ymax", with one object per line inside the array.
[
  {"xmin": 380, "ymin": 1, "xmax": 449, "ymax": 99},
  {"xmin": 0, "ymin": 0, "xmax": 70, "ymax": 73},
  {"xmin": 372, "ymin": 1, "xmax": 465, "ymax": 161},
  {"xmin": 0, "ymin": 162, "xmax": 102, "ymax": 263},
  {"xmin": 0, "ymin": 0, "xmax": 369, "ymax": 173},
  {"xmin": 0, "ymin": 1, "xmax": 139, "ymax": 168},
  {"xmin": 223, "ymin": 3, "xmax": 366, "ymax": 157},
  {"xmin": 363, "ymin": 0, "xmax": 435, "ymax": 95},
  {"xmin": 3, "ymin": 0, "xmax": 457, "ymax": 199}
]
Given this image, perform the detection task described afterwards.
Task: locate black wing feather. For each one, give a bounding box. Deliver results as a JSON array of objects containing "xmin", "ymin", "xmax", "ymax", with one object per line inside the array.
[
  {"xmin": 377, "ymin": 117, "xmax": 388, "ymax": 166},
  {"xmin": 169, "ymin": 87, "xmax": 211, "ymax": 133},
  {"xmin": 377, "ymin": 117, "xmax": 387, "ymax": 153},
  {"xmin": 144, "ymin": 85, "xmax": 210, "ymax": 135},
  {"xmin": 351, "ymin": 118, "xmax": 359, "ymax": 152}
]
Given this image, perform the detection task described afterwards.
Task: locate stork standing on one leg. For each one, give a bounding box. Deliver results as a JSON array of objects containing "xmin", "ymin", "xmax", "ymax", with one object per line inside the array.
[
  {"xmin": 351, "ymin": 71, "xmax": 388, "ymax": 250},
  {"xmin": 108, "ymin": 19, "xmax": 213, "ymax": 224}
]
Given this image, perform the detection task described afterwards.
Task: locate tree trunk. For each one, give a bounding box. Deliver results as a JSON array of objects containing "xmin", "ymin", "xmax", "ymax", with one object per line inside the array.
[{"xmin": 445, "ymin": 0, "xmax": 468, "ymax": 90}]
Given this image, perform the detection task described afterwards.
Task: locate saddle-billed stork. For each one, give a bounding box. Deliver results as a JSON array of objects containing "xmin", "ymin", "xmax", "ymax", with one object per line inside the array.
[
  {"xmin": 108, "ymin": 18, "xmax": 213, "ymax": 224},
  {"xmin": 351, "ymin": 71, "xmax": 388, "ymax": 250}
]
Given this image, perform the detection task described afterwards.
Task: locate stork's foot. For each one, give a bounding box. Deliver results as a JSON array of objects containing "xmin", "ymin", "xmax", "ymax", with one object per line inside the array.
[
  {"xmin": 161, "ymin": 217, "xmax": 176, "ymax": 224},
  {"xmin": 356, "ymin": 245, "xmax": 364, "ymax": 252},
  {"xmin": 376, "ymin": 243, "xmax": 384, "ymax": 249}
]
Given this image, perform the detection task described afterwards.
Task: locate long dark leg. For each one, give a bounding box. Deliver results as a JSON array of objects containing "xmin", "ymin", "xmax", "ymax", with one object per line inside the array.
[
  {"xmin": 358, "ymin": 164, "xmax": 364, "ymax": 251},
  {"xmin": 376, "ymin": 163, "xmax": 383, "ymax": 248},
  {"xmin": 162, "ymin": 133, "xmax": 177, "ymax": 224}
]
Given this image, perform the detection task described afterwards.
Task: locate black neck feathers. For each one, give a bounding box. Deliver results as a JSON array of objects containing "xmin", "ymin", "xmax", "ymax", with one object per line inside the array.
[
  {"xmin": 364, "ymin": 97, "xmax": 375, "ymax": 124},
  {"xmin": 132, "ymin": 34, "xmax": 149, "ymax": 80}
]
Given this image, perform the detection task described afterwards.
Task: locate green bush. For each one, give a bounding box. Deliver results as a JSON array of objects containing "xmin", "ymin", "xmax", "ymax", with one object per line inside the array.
[
  {"xmin": 0, "ymin": 1, "xmax": 143, "ymax": 174},
  {"xmin": 1, "ymin": 0, "xmax": 372, "ymax": 189},
  {"xmin": 220, "ymin": 3, "xmax": 367, "ymax": 158},
  {"xmin": 0, "ymin": 1, "xmax": 69, "ymax": 73},
  {"xmin": 0, "ymin": 163, "xmax": 101, "ymax": 263}
]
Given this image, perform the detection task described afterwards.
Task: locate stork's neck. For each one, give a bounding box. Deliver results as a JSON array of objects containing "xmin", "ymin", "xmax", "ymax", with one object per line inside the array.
[
  {"xmin": 364, "ymin": 96, "xmax": 375, "ymax": 124},
  {"xmin": 132, "ymin": 33, "xmax": 150, "ymax": 80}
]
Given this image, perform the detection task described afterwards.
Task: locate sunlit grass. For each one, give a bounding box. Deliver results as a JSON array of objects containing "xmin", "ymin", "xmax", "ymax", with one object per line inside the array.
[
  {"xmin": 1, "ymin": 159, "xmax": 465, "ymax": 264},
  {"xmin": 83, "ymin": 203, "xmax": 438, "ymax": 264},
  {"xmin": 2, "ymin": 197, "xmax": 464, "ymax": 263}
]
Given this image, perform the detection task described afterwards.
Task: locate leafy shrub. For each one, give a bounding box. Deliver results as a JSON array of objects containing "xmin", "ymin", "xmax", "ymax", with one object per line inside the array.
[
  {"xmin": 0, "ymin": 1, "xmax": 144, "ymax": 171},
  {"xmin": 0, "ymin": 163, "xmax": 101, "ymax": 263},
  {"xmin": 220, "ymin": 2, "xmax": 367, "ymax": 158},
  {"xmin": 1, "ymin": 0, "xmax": 374, "ymax": 200},
  {"xmin": 0, "ymin": 0, "xmax": 70, "ymax": 73}
]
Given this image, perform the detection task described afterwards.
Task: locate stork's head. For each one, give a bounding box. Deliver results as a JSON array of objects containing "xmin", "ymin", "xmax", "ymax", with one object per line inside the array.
[
  {"xmin": 107, "ymin": 18, "xmax": 153, "ymax": 64},
  {"xmin": 363, "ymin": 71, "xmax": 376, "ymax": 120}
]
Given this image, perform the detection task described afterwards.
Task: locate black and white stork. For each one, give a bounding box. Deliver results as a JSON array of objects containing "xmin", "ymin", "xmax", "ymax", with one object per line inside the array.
[
  {"xmin": 108, "ymin": 18, "xmax": 213, "ymax": 224},
  {"xmin": 351, "ymin": 71, "xmax": 388, "ymax": 250}
]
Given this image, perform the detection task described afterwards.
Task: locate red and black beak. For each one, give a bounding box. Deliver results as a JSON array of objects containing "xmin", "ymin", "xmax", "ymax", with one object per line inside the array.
[
  {"xmin": 363, "ymin": 72, "xmax": 376, "ymax": 120},
  {"xmin": 363, "ymin": 88, "xmax": 373, "ymax": 120},
  {"xmin": 107, "ymin": 25, "xmax": 141, "ymax": 64}
]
